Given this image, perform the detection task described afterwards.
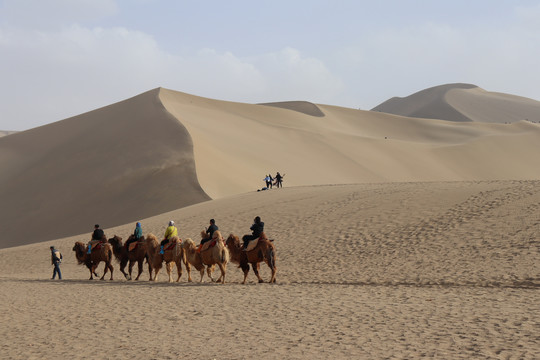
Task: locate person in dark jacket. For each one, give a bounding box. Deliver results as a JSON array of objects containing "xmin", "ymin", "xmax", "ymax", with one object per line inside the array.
[
  {"xmin": 201, "ymin": 219, "xmax": 218, "ymax": 245},
  {"xmin": 125, "ymin": 222, "xmax": 143, "ymax": 250},
  {"xmin": 242, "ymin": 216, "xmax": 264, "ymax": 250},
  {"xmin": 50, "ymin": 246, "xmax": 63, "ymax": 280},
  {"xmin": 88, "ymin": 224, "xmax": 105, "ymax": 254},
  {"xmin": 275, "ymin": 172, "xmax": 284, "ymax": 188}
]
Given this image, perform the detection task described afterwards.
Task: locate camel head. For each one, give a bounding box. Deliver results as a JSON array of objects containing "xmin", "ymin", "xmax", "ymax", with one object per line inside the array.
[
  {"xmin": 107, "ymin": 235, "xmax": 123, "ymax": 248},
  {"xmin": 182, "ymin": 238, "xmax": 196, "ymax": 250},
  {"xmin": 72, "ymin": 242, "xmax": 87, "ymax": 264},
  {"xmin": 225, "ymin": 234, "xmax": 240, "ymax": 248},
  {"xmin": 200, "ymin": 230, "xmax": 207, "ymax": 240}
]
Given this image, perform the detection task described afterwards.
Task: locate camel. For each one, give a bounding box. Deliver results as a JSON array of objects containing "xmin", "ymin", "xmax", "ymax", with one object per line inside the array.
[
  {"xmin": 108, "ymin": 235, "xmax": 151, "ymax": 281},
  {"xmin": 225, "ymin": 233, "xmax": 276, "ymax": 284},
  {"xmin": 72, "ymin": 241, "xmax": 114, "ymax": 280},
  {"xmin": 146, "ymin": 234, "xmax": 186, "ymax": 282},
  {"xmin": 182, "ymin": 231, "xmax": 230, "ymax": 284}
]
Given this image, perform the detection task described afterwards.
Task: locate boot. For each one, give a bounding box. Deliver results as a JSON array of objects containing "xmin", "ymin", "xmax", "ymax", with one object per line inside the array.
[
  {"xmin": 87, "ymin": 244, "xmax": 92, "ymax": 254},
  {"xmin": 159, "ymin": 245, "xmax": 164, "ymax": 254}
]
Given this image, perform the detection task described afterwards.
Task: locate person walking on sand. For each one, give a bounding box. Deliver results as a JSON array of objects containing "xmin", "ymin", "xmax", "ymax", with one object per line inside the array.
[
  {"xmin": 160, "ymin": 220, "xmax": 178, "ymax": 254},
  {"xmin": 50, "ymin": 246, "xmax": 63, "ymax": 280},
  {"xmin": 275, "ymin": 172, "xmax": 284, "ymax": 188}
]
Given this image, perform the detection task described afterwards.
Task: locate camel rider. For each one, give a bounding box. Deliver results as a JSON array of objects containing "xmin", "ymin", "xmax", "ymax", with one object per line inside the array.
[
  {"xmin": 88, "ymin": 224, "xmax": 105, "ymax": 254},
  {"xmin": 242, "ymin": 216, "xmax": 264, "ymax": 250},
  {"xmin": 197, "ymin": 219, "xmax": 218, "ymax": 252},
  {"xmin": 160, "ymin": 220, "xmax": 178, "ymax": 254},
  {"xmin": 125, "ymin": 222, "xmax": 143, "ymax": 250},
  {"xmin": 202, "ymin": 219, "xmax": 218, "ymax": 244}
]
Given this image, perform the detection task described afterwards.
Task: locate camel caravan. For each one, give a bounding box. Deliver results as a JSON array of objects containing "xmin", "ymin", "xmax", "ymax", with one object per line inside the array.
[{"xmin": 72, "ymin": 219, "xmax": 277, "ymax": 284}]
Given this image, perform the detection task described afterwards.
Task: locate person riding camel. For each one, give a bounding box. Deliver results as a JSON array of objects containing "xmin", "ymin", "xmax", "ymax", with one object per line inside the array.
[
  {"xmin": 198, "ymin": 219, "xmax": 218, "ymax": 252},
  {"xmin": 242, "ymin": 216, "xmax": 264, "ymax": 250},
  {"xmin": 160, "ymin": 220, "xmax": 178, "ymax": 254},
  {"xmin": 87, "ymin": 224, "xmax": 105, "ymax": 254},
  {"xmin": 125, "ymin": 222, "xmax": 143, "ymax": 250}
]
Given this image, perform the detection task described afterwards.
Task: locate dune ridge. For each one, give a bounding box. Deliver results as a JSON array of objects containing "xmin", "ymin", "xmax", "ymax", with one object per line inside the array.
[
  {"xmin": 372, "ymin": 83, "xmax": 540, "ymax": 123},
  {"xmin": 2, "ymin": 86, "xmax": 540, "ymax": 248},
  {"xmin": 258, "ymin": 100, "xmax": 325, "ymax": 117},
  {"xmin": 0, "ymin": 88, "xmax": 209, "ymax": 248}
]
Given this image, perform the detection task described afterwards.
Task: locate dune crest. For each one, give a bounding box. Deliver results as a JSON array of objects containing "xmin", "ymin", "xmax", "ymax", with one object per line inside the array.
[
  {"xmin": 2, "ymin": 85, "xmax": 540, "ymax": 248},
  {"xmin": 372, "ymin": 83, "xmax": 540, "ymax": 123},
  {"xmin": 258, "ymin": 101, "xmax": 325, "ymax": 117}
]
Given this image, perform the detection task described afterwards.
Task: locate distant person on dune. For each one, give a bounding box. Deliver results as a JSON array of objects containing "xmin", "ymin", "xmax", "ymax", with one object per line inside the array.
[
  {"xmin": 268, "ymin": 173, "xmax": 274, "ymax": 189},
  {"xmin": 264, "ymin": 175, "xmax": 271, "ymax": 188},
  {"xmin": 50, "ymin": 246, "xmax": 62, "ymax": 280},
  {"xmin": 275, "ymin": 172, "xmax": 284, "ymax": 188},
  {"xmin": 160, "ymin": 220, "xmax": 178, "ymax": 254}
]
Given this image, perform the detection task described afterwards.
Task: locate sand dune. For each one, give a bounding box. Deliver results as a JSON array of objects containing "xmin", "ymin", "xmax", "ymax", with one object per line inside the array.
[
  {"xmin": 0, "ymin": 89, "xmax": 209, "ymax": 248},
  {"xmin": 0, "ymin": 130, "xmax": 17, "ymax": 137},
  {"xmin": 372, "ymin": 83, "xmax": 540, "ymax": 123},
  {"xmin": 2, "ymin": 86, "xmax": 540, "ymax": 248},
  {"xmin": 0, "ymin": 181, "xmax": 538, "ymax": 359}
]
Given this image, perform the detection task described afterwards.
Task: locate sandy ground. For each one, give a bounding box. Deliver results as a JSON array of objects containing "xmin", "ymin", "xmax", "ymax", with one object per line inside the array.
[{"xmin": 1, "ymin": 181, "xmax": 538, "ymax": 359}]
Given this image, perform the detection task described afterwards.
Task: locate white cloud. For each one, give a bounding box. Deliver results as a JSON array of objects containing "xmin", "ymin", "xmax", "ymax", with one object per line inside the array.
[{"xmin": 0, "ymin": 23, "xmax": 343, "ymax": 130}]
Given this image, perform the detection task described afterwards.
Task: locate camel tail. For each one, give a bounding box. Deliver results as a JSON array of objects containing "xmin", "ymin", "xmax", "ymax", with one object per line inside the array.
[
  {"xmin": 268, "ymin": 248, "xmax": 276, "ymax": 269},
  {"xmin": 221, "ymin": 247, "xmax": 230, "ymax": 265}
]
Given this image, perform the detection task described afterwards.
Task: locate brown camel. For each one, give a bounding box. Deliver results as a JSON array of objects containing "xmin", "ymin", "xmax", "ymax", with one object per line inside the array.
[
  {"xmin": 108, "ymin": 235, "xmax": 151, "ymax": 281},
  {"xmin": 72, "ymin": 241, "xmax": 114, "ymax": 280},
  {"xmin": 146, "ymin": 234, "xmax": 186, "ymax": 282},
  {"xmin": 225, "ymin": 233, "xmax": 276, "ymax": 284},
  {"xmin": 182, "ymin": 231, "xmax": 229, "ymax": 284}
]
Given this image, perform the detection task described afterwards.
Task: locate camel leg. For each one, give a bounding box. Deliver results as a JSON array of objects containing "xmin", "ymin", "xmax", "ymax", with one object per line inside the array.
[
  {"xmin": 166, "ymin": 262, "xmax": 174, "ymax": 283},
  {"xmin": 199, "ymin": 268, "xmax": 205, "ymax": 282},
  {"xmin": 119, "ymin": 259, "xmax": 129, "ymax": 280},
  {"xmin": 252, "ymin": 262, "xmax": 263, "ymax": 283},
  {"xmin": 108, "ymin": 262, "xmax": 114, "ymax": 281},
  {"xmin": 206, "ymin": 265, "xmax": 215, "ymax": 282},
  {"xmin": 128, "ymin": 260, "xmax": 136, "ymax": 281},
  {"xmin": 175, "ymin": 261, "xmax": 183, "ymax": 282},
  {"xmin": 240, "ymin": 263, "xmax": 250, "ymax": 284},
  {"xmin": 185, "ymin": 262, "xmax": 193, "ymax": 282},
  {"xmin": 100, "ymin": 262, "xmax": 107, "ymax": 280},
  {"xmin": 135, "ymin": 260, "xmax": 143, "ymax": 281},
  {"xmin": 147, "ymin": 261, "xmax": 153, "ymax": 281},
  {"xmin": 217, "ymin": 263, "xmax": 226, "ymax": 284},
  {"xmin": 153, "ymin": 265, "xmax": 161, "ymax": 282}
]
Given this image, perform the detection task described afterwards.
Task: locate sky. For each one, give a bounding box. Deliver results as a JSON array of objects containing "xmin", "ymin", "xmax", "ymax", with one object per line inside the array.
[{"xmin": 1, "ymin": 0, "xmax": 540, "ymax": 131}]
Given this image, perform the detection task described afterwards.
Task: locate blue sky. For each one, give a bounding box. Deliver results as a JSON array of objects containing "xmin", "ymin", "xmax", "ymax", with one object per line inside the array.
[{"xmin": 1, "ymin": 0, "xmax": 540, "ymax": 130}]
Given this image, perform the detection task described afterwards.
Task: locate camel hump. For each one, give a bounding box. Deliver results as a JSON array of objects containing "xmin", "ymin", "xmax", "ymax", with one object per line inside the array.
[
  {"xmin": 200, "ymin": 239, "xmax": 217, "ymax": 252},
  {"xmin": 245, "ymin": 238, "xmax": 259, "ymax": 252}
]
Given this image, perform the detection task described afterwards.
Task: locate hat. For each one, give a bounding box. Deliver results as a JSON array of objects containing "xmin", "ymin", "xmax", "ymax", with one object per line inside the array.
[
  {"xmin": 169, "ymin": 220, "xmax": 174, "ymax": 226},
  {"xmin": 50, "ymin": 246, "xmax": 54, "ymax": 249},
  {"xmin": 136, "ymin": 222, "xmax": 141, "ymax": 227}
]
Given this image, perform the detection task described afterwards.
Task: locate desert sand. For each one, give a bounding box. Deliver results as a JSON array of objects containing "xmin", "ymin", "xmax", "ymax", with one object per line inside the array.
[
  {"xmin": 1, "ymin": 84, "xmax": 540, "ymax": 359},
  {"xmin": 0, "ymin": 181, "xmax": 539, "ymax": 359},
  {"xmin": 2, "ymin": 85, "xmax": 540, "ymax": 246}
]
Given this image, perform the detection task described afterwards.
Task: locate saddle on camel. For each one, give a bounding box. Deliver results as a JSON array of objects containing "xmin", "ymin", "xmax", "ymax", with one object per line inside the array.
[{"xmin": 198, "ymin": 230, "xmax": 221, "ymax": 253}]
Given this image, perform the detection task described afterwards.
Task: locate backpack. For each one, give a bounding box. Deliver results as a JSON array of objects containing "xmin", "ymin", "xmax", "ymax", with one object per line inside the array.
[{"xmin": 53, "ymin": 250, "xmax": 62, "ymax": 263}]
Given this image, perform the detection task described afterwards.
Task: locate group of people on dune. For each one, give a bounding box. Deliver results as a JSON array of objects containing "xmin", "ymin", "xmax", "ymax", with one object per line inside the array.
[{"xmin": 263, "ymin": 172, "xmax": 284, "ymax": 190}]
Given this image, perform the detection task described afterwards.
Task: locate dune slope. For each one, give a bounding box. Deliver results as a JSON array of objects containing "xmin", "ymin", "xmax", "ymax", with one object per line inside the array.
[
  {"xmin": 0, "ymin": 89, "xmax": 209, "ymax": 248},
  {"xmin": 372, "ymin": 83, "xmax": 540, "ymax": 123}
]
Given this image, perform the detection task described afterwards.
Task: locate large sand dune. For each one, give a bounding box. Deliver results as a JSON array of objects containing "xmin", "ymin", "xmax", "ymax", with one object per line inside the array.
[
  {"xmin": 372, "ymin": 83, "xmax": 540, "ymax": 123},
  {"xmin": 2, "ymin": 86, "xmax": 540, "ymax": 248},
  {"xmin": 0, "ymin": 181, "xmax": 538, "ymax": 359}
]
